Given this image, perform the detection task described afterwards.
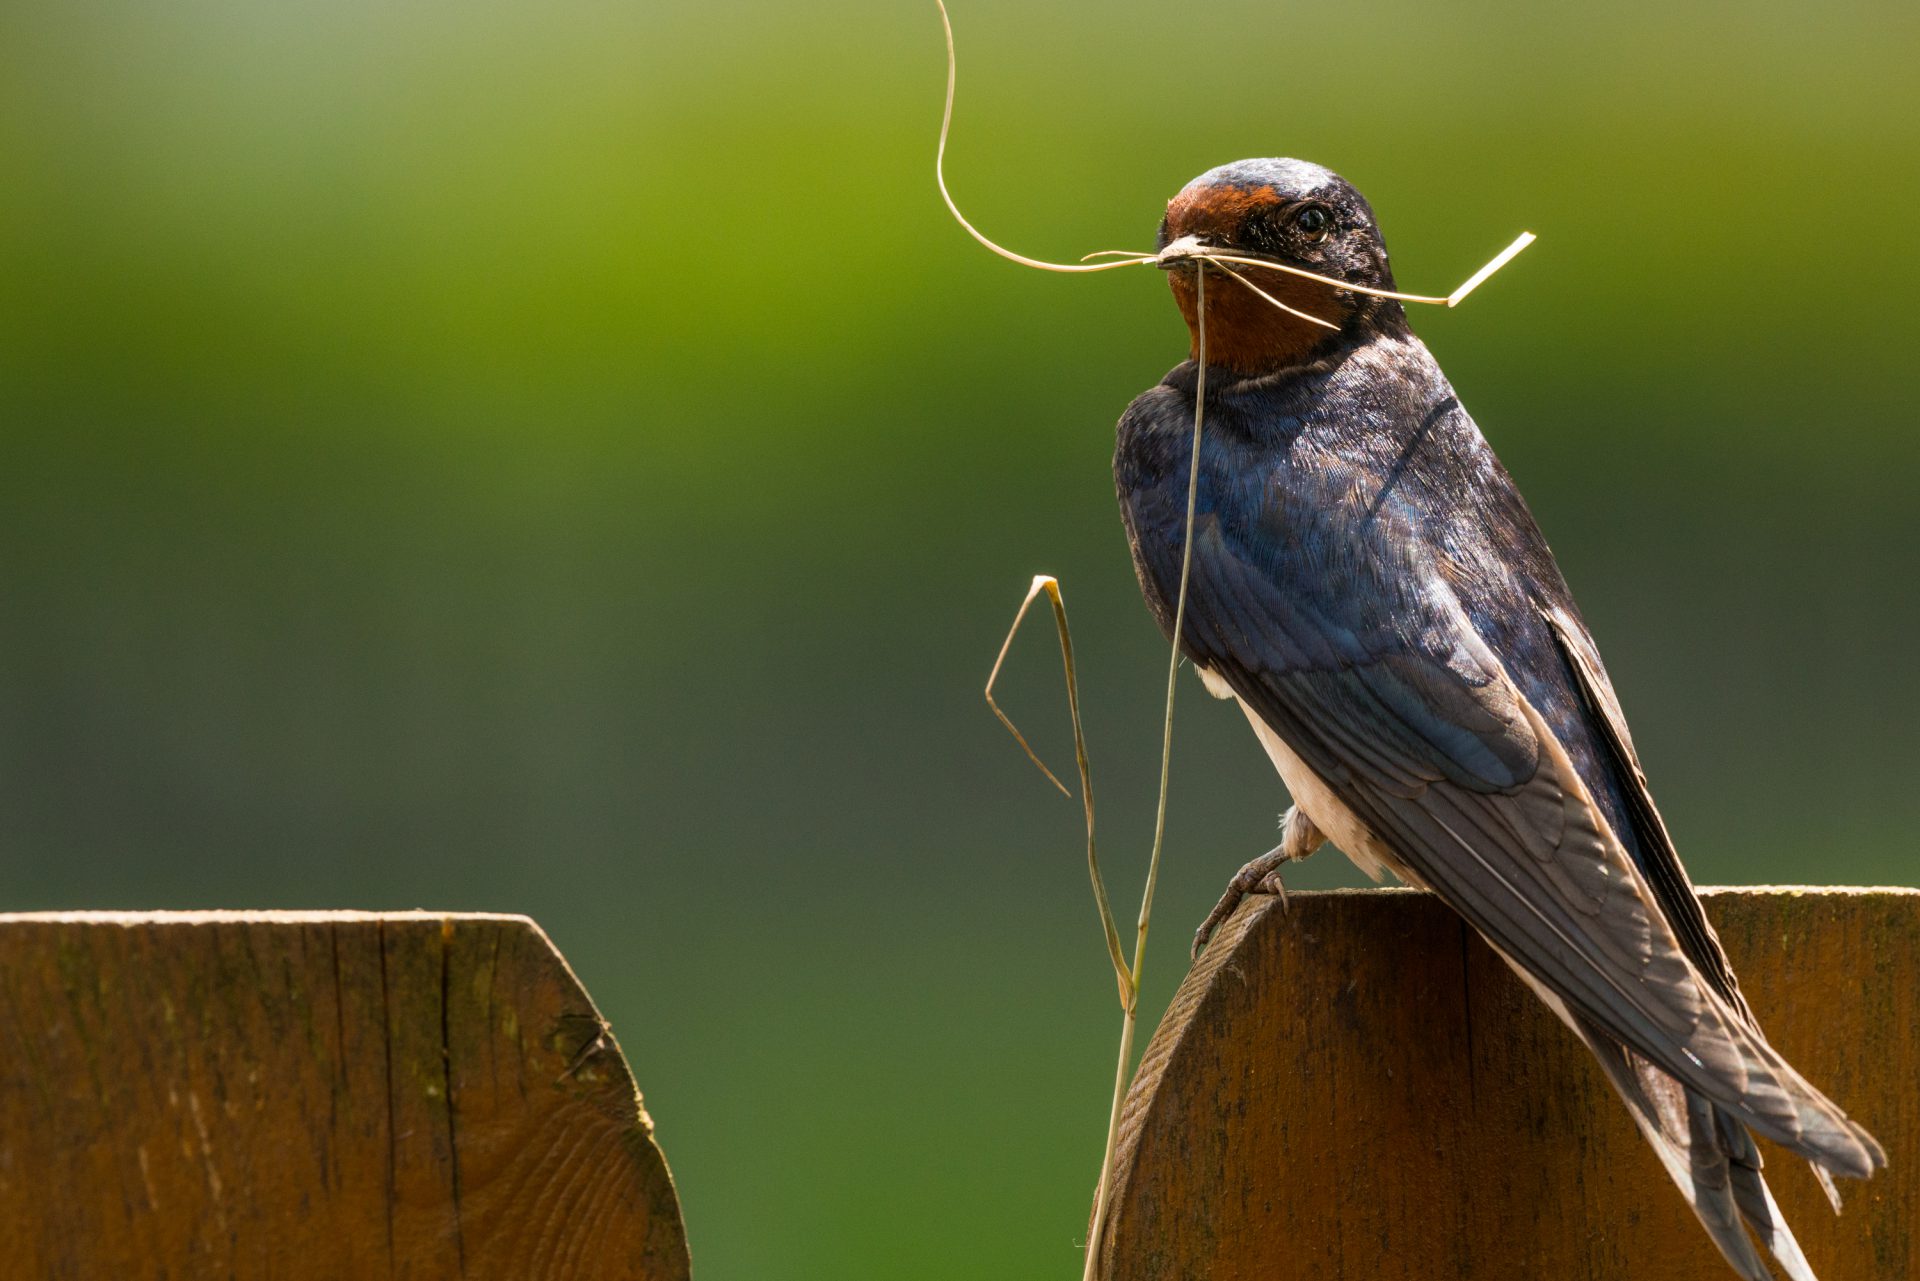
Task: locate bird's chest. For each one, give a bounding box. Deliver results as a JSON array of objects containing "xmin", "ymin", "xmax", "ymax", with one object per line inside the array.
[{"xmin": 1198, "ymin": 430, "xmax": 1395, "ymax": 578}]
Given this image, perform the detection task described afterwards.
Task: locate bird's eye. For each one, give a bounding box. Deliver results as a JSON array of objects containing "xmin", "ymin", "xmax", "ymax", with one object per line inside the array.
[{"xmin": 1296, "ymin": 206, "xmax": 1331, "ymax": 241}]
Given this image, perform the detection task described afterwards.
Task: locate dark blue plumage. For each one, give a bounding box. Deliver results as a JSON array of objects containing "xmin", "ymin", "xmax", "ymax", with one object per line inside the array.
[
  {"xmin": 1123, "ymin": 339, "xmax": 1626, "ymax": 832},
  {"xmin": 1116, "ymin": 159, "xmax": 1882, "ymax": 1281}
]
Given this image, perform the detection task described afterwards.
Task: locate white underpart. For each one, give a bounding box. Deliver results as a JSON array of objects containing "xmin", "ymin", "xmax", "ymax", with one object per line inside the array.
[
  {"xmin": 1202, "ymin": 658, "xmax": 1599, "ymax": 1031},
  {"xmin": 1197, "ymin": 664, "xmax": 1412, "ymax": 885}
]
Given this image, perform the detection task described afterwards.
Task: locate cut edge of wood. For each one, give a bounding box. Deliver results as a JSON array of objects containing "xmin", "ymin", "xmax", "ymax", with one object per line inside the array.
[
  {"xmin": 0, "ymin": 908, "xmax": 693, "ymax": 1278},
  {"xmin": 1092, "ymin": 890, "xmax": 1279, "ymax": 1271}
]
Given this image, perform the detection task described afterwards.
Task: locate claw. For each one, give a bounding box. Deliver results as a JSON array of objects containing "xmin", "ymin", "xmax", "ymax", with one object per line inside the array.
[
  {"xmin": 1191, "ymin": 806, "xmax": 1328, "ymax": 960},
  {"xmin": 1192, "ymin": 844, "xmax": 1293, "ymax": 960}
]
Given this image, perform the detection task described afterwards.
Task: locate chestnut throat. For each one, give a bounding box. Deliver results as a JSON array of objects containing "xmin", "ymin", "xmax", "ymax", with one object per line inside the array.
[{"xmin": 1170, "ymin": 266, "xmax": 1400, "ymax": 375}]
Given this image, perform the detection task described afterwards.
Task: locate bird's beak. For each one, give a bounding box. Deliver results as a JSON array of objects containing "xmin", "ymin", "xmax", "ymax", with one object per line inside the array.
[{"xmin": 1157, "ymin": 234, "xmax": 1209, "ymax": 270}]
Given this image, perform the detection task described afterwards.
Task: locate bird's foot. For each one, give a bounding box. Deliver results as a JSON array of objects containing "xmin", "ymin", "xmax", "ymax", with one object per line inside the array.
[
  {"xmin": 1191, "ymin": 806, "xmax": 1326, "ymax": 960},
  {"xmin": 1192, "ymin": 846, "xmax": 1293, "ymax": 960}
]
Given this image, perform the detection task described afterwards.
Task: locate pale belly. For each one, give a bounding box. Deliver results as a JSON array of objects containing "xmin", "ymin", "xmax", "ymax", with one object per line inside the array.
[{"xmin": 1197, "ymin": 664, "xmax": 1416, "ymax": 886}]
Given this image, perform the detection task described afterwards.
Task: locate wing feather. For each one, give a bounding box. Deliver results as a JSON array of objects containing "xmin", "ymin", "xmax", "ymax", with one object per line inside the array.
[
  {"xmin": 1540, "ymin": 605, "xmax": 1757, "ymax": 1022},
  {"xmin": 1130, "ymin": 472, "xmax": 1883, "ymax": 1175}
]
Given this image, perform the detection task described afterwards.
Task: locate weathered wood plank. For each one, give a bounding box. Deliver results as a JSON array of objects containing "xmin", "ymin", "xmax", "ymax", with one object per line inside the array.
[
  {"xmin": 0, "ymin": 911, "xmax": 690, "ymax": 1280},
  {"xmin": 1093, "ymin": 887, "xmax": 1917, "ymax": 1280}
]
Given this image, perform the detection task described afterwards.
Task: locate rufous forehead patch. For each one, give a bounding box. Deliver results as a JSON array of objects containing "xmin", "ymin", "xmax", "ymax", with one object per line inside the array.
[{"xmin": 1165, "ymin": 183, "xmax": 1284, "ymax": 242}]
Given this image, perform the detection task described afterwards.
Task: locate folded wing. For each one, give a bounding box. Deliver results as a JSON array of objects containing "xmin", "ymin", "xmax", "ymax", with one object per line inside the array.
[{"xmin": 1125, "ymin": 488, "xmax": 1884, "ymax": 1179}]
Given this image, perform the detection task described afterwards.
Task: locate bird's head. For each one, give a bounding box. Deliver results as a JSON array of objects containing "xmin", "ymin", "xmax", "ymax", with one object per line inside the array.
[{"xmin": 1156, "ymin": 159, "xmax": 1402, "ymax": 373}]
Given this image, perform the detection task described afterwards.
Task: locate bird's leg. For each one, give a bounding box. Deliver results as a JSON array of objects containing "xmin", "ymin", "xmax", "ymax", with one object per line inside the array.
[{"xmin": 1192, "ymin": 806, "xmax": 1327, "ymax": 959}]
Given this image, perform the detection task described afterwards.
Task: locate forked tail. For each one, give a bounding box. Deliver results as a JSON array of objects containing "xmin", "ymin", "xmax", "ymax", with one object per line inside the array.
[{"xmin": 1570, "ymin": 1010, "xmax": 1822, "ymax": 1281}]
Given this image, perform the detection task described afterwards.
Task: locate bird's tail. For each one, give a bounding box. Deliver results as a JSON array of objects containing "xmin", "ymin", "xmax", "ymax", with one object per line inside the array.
[{"xmin": 1570, "ymin": 1010, "xmax": 1821, "ymax": 1281}]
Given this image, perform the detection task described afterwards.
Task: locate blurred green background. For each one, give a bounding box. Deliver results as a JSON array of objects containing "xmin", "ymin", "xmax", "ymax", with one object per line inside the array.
[{"xmin": 2, "ymin": 0, "xmax": 1915, "ymax": 1273}]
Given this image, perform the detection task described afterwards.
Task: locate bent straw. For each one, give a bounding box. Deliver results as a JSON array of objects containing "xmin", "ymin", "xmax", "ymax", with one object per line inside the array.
[
  {"xmin": 977, "ymin": 280, "xmax": 1216, "ymax": 1281},
  {"xmin": 1205, "ymin": 259, "xmax": 1341, "ymax": 331},
  {"xmin": 984, "ymin": 576, "xmax": 1129, "ymax": 1000},
  {"xmin": 933, "ymin": 0, "xmax": 1143, "ymax": 275},
  {"xmin": 1446, "ymin": 231, "xmax": 1537, "ymax": 306},
  {"xmin": 934, "ymin": 0, "xmax": 1535, "ymax": 303},
  {"xmin": 1161, "ymin": 237, "xmax": 1536, "ymax": 308}
]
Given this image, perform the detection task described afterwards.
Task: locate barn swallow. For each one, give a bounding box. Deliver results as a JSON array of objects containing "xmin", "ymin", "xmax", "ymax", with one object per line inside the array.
[{"xmin": 1113, "ymin": 158, "xmax": 1884, "ymax": 1280}]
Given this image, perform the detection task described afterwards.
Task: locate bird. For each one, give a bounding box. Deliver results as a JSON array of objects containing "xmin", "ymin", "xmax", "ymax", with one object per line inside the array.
[{"xmin": 1111, "ymin": 157, "xmax": 1884, "ymax": 1281}]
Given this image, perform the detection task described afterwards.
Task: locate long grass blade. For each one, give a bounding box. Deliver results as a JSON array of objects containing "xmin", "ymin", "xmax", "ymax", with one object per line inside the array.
[
  {"xmin": 1159, "ymin": 236, "xmax": 1536, "ymax": 308},
  {"xmin": 1446, "ymin": 231, "xmax": 1537, "ymax": 305},
  {"xmin": 985, "ymin": 575, "xmax": 1130, "ymax": 1000},
  {"xmin": 1083, "ymin": 266, "xmax": 1208, "ymax": 1279},
  {"xmin": 1208, "ymin": 259, "xmax": 1342, "ymax": 331},
  {"xmin": 934, "ymin": 0, "xmax": 1141, "ymax": 275}
]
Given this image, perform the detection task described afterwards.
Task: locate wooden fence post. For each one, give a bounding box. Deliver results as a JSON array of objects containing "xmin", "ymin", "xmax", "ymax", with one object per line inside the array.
[
  {"xmin": 0, "ymin": 910, "xmax": 690, "ymax": 1280},
  {"xmin": 1092, "ymin": 887, "xmax": 1917, "ymax": 1280}
]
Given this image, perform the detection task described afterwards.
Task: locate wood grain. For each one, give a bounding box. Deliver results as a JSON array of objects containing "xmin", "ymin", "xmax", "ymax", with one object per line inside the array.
[
  {"xmin": 1092, "ymin": 887, "xmax": 1917, "ymax": 1280},
  {"xmin": 0, "ymin": 911, "xmax": 690, "ymax": 1280}
]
